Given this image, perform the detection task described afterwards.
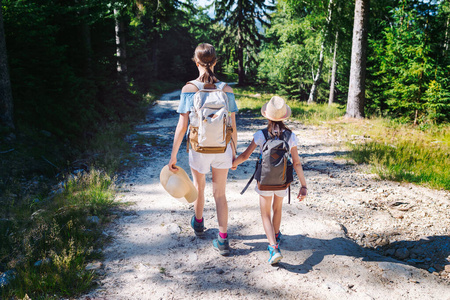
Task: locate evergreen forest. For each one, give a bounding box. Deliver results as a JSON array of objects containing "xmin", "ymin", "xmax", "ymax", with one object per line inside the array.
[
  {"xmin": 1, "ymin": 0, "xmax": 449, "ymax": 140},
  {"xmin": 1, "ymin": 0, "xmax": 450, "ymax": 297}
]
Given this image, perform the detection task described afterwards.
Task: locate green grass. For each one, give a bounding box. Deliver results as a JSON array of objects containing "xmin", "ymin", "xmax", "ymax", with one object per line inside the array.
[
  {"xmin": 234, "ymin": 86, "xmax": 345, "ymax": 124},
  {"xmin": 146, "ymin": 80, "xmax": 184, "ymax": 100},
  {"xmin": 1, "ymin": 170, "xmax": 116, "ymax": 298},
  {"xmin": 84, "ymin": 122, "xmax": 137, "ymax": 174},
  {"xmin": 327, "ymin": 118, "xmax": 450, "ymax": 190},
  {"xmin": 1, "ymin": 129, "xmax": 130, "ymax": 298},
  {"xmin": 0, "ymin": 82, "xmax": 180, "ymax": 298}
]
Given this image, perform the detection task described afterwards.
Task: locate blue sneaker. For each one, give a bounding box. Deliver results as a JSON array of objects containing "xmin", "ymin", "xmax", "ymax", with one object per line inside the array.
[
  {"xmin": 275, "ymin": 231, "xmax": 282, "ymax": 245},
  {"xmin": 268, "ymin": 244, "xmax": 283, "ymax": 265},
  {"xmin": 190, "ymin": 215, "xmax": 204, "ymax": 237},
  {"xmin": 213, "ymin": 234, "xmax": 230, "ymax": 256}
]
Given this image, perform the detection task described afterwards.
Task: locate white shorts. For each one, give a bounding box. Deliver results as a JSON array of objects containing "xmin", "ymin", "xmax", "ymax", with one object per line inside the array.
[
  {"xmin": 255, "ymin": 186, "xmax": 288, "ymax": 198},
  {"xmin": 189, "ymin": 145, "xmax": 233, "ymax": 174}
]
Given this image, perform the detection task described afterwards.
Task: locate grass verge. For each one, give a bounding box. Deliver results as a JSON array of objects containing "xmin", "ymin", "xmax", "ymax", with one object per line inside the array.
[
  {"xmin": 1, "ymin": 170, "xmax": 117, "ymax": 298},
  {"xmin": 327, "ymin": 118, "xmax": 450, "ymax": 190},
  {"xmin": 234, "ymin": 86, "xmax": 345, "ymax": 124}
]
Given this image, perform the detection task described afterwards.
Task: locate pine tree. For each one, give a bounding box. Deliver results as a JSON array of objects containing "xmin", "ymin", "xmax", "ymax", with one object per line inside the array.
[
  {"xmin": 366, "ymin": 0, "xmax": 449, "ymax": 124},
  {"xmin": 214, "ymin": 0, "xmax": 275, "ymax": 85}
]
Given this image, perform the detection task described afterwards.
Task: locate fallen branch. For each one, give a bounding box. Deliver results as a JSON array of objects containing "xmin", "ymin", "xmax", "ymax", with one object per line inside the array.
[
  {"xmin": 41, "ymin": 156, "xmax": 59, "ymax": 169},
  {"xmin": 0, "ymin": 148, "xmax": 14, "ymax": 154}
]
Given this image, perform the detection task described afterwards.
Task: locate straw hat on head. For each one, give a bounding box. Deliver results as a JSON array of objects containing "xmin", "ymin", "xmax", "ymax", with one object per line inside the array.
[
  {"xmin": 261, "ymin": 96, "xmax": 291, "ymax": 121},
  {"xmin": 160, "ymin": 165, "xmax": 198, "ymax": 204}
]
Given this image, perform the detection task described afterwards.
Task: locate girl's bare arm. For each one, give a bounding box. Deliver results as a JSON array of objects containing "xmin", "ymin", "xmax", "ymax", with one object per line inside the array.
[
  {"xmin": 168, "ymin": 113, "xmax": 189, "ymax": 171},
  {"xmin": 291, "ymin": 146, "xmax": 307, "ymax": 200},
  {"xmin": 232, "ymin": 140, "xmax": 257, "ymax": 170}
]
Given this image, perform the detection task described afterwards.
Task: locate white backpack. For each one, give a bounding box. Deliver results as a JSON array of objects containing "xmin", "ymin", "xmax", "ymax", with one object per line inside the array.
[{"xmin": 187, "ymin": 80, "xmax": 233, "ymax": 153}]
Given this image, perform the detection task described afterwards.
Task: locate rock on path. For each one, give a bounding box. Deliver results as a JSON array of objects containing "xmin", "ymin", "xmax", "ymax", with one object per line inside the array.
[{"xmin": 80, "ymin": 91, "xmax": 450, "ymax": 300}]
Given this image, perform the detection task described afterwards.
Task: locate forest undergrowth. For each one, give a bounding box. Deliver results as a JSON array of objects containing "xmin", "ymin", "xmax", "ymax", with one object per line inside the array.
[{"xmin": 0, "ymin": 81, "xmax": 181, "ymax": 299}]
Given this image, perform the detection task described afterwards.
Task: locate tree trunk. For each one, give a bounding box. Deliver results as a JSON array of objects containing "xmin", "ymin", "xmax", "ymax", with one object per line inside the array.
[
  {"xmin": 328, "ymin": 30, "xmax": 339, "ymax": 106},
  {"xmin": 0, "ymin": 4, "xmax": 14, "ymax": 129},
  {"xmin": 307, "ymin": 0, "xmax": 333, "ymax": 104},
  {"xmin": 114, "ymin": 8, "xmax": 128, "ymax": 83},
  {"xmin": 237, "ymin": 28, "xmax": 245, "ymax": 85},
  {"xmin": 307, "ymin": 42, "xmax": 324, "ymax": 104},
  {"xmin": 444, "ymin": 16, "xmax": 449, "ymax": 56},
  {"xmin": 346, "ymin": 0, "xmax": 370, "ymax": 119}
]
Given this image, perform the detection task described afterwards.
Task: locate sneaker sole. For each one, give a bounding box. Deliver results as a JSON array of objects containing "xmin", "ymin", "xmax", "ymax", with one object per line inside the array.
[
  {"xmin": 269, "ymin": 254, "xmax": 283, "ymax": 265},
  {"xmin": 194, "ymin": 230, "xmax": 205, "ymax": 237},
  {"xmin": 213, "ymin": 245, "xmax": 230, "ymax": 256}
]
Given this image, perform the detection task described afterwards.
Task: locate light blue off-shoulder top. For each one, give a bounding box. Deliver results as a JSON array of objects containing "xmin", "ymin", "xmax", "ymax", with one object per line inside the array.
[{"xmin": 177, "ymin": 92, "xmax": 238, "ymax": 114}]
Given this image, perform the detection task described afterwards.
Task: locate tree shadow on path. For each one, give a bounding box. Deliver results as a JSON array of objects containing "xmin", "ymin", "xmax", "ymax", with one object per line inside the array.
[{"xmin": 239, "ymin": 233, "xmax": 450, "ymax": 275}]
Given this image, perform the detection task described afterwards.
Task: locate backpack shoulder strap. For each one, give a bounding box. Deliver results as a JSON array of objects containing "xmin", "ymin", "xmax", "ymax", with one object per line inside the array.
[
  {"xmin": 215, "ymin": 81, "xmax": 227, "ymax": 90},
  {"xmin": 262, "ymin": 128, "xmax": 270, "ymax": 142},
  {"xmin": 240, "ymin": 160, "xmax": 259, "ymax": 195},
  {"xmin": 187, "ymin": 80, "xmax": 204, "ymax": 91},
  {"xmin": 282, "ymin": 130, "xmax": 292, "ymax": 144}
]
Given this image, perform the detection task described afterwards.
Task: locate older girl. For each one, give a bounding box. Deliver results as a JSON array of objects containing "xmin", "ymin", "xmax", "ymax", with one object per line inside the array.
[{"xmin": 168, "ymin": 43, "xmax": 238, "ymax": 256}]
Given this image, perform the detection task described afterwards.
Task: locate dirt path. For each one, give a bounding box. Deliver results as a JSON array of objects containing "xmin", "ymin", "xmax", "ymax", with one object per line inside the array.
[{"xmin": 81, "ymin": 91, "xmax": 450, "ymax": 300}]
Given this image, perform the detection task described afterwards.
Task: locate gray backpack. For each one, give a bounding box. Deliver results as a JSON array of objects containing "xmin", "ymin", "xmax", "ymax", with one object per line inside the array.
[{"xmin": 241, "ymin": 128, "xmax": 294, "ymax": 201}]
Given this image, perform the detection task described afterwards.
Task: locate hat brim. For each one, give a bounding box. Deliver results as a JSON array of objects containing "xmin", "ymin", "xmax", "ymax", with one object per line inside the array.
[
  {"xmin": 261, "ymin": 103, "xmax": 292, "ymax": 121},
  {"xmin": 160, "ymin": 165, "xmax": 198, "ymax": 203}
]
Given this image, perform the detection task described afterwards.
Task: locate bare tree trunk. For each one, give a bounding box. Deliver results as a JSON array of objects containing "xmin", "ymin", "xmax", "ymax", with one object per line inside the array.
[
  {"xmin": 307, "ymin": 42, "xmax": 324, "ymax": 104},
  {"xmin": 114, "ymin": 8, "xmax": 128, "ymax": 83},
  {"xmin": 346, "ymin": 0, "xmax": 370, "ymax": 119},
  {"xmin": 328, "ymin": 30, "xmax": 339, "ymax": 106},
  {"xmin": 237, "ymin": 27, "xmax": 245, "ymax": 85},
  {"xmin": 444, "ymin": 16, "xmax": 449, "ymax": 56},
  {"xmin": 307, "ymin": 0, "xmax": 333, "ymax": 104},
  {"xmin": 0, "ymin": 4, "xmax": 14, "ymax": 129}
]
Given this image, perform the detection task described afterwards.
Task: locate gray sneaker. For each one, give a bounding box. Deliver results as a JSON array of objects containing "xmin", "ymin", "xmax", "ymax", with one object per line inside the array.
[
  {"xmin": 190, "ymin": 215, "xmax": 204, "ymax": 237},
  {"xmin": 213, "ymin": 234, "xmax": 230, "ymax": 256}
]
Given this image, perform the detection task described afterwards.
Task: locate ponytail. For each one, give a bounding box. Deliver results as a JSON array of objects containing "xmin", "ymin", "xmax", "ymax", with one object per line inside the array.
[
  {"xmin": 198, "ymin": 63, "xmax": 218, "ymax": 84},
  {"xmin": 267, "ymin": 120, "xmax": 290, "ymax": 138},
  {"xmin": 193, "ymin": 43, "xmax": 219, "ymax": 84}
]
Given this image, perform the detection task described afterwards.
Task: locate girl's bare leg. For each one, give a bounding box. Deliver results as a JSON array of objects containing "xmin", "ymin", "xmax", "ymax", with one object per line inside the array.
[
  {"xmin": 211, "ymin": 167, "xmax": 229, "ymax": 233},
  {"xmin": 272, "ymin": 194, "xmax": 284, "ymax": 235},
  {"xmin": 259, "ymin": 195, "xmax": 277, "ymax": 245},
  {"xmin": 191, "ymin": 168, "xmax": 206, "ymax": 220}
]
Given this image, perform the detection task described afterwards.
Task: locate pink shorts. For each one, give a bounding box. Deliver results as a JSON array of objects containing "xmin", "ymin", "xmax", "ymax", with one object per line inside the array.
[{"xmin": 189, "ymin": 145, "xmax": 233, "ymax": 174}]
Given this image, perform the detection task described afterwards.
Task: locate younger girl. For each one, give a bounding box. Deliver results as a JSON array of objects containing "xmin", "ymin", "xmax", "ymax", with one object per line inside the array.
[{"xmin": 232, "ymin": 96, "xmax": 307, "ymax": 264}]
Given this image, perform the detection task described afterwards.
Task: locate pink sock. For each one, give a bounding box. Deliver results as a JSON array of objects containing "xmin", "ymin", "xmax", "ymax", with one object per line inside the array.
[
  {"xmin": 219, "ymin": 232, "xmax": 228, "ymax": 239},
  {"xmin": 195, "ymin": 217, "xmax": 203, "ymax": 223}
]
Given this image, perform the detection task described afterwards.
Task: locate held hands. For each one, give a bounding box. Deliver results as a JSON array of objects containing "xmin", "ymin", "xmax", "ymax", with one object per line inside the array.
[
  {"xmin": 297, "ymin": 186, "xmax": 307, "ymax": 201},
  {"xmin": 231, "ymin": 159, "xmax": 238, "ymax": 170},
  {"xmin": 231, "ymin": 155, "xmax": 240, "ymax": 170}
]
